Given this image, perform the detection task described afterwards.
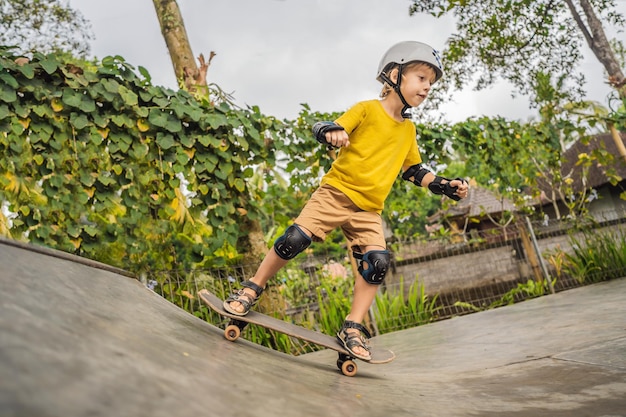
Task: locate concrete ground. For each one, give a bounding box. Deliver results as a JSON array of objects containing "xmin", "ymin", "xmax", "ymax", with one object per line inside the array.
[{"xmin": 1, "ymin": 238, "xmax": 625, "ymax": 417}]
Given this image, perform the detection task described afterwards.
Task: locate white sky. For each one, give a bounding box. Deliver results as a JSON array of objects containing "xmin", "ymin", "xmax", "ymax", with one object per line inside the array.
[{"xmin": 68, "ymin": 0, "xmax": 624, "ymax": 123}]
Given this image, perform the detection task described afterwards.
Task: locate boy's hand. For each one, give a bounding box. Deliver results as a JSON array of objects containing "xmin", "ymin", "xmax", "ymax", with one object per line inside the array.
[
  {"xmin": 312, "ymin": 121, "xmax": 350, "ymax": 148},
  {"xmin": 448, "ymin": 178, "xmax": 469, "ymax": 199},
  {"xmin": 428, "ymin": 177, "xmax": 469, "ymax": 200},
  {"xmin": 325, "ymin": 129, "xmax": 350, "ymax": 148}
]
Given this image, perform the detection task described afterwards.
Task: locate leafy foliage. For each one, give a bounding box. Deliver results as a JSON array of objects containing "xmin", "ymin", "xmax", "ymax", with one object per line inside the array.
[
  {"xmin": 0, "ymin": 49, "xmax": 305, "ymax": 272},
  {"xmin": 0, "ymin": 49, "xmax": 376, "ymax": 273},
  {"xmin": 451, "ymin": 72, "xmax": 626, "ymax": 219},
  {"xmin": 0, "ymin": 0, "xmax": 93, "ymax": 56},
  {"xmin": 4, "ymin": 48, "xmax": 621, "ymax": 276},
  {"xmin": 408, "ymin": 0, "xmax": 625, "ymax": 101}
]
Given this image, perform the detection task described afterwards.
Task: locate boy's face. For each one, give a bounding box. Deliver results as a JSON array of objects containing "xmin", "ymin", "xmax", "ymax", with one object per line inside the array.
[{"xmin": 395, "ymin": 63, "xmax": 437, "ymax": 108}]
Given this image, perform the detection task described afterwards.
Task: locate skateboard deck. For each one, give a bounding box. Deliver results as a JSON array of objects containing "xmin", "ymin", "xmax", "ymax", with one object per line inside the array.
[{"xmin": 198, "ymin": 289, "xmax": 395, "ymax": 376}]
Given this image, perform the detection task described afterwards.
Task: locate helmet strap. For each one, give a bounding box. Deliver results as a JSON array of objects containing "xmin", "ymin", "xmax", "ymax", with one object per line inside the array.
[{"xmin": 381, "ymin": 64, "xmax": 412, "ymax": 119}]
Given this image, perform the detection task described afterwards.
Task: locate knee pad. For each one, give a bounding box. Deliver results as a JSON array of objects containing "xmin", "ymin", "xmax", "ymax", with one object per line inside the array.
[
  {"xmin": 354, "ymin": 250, "xmax": 390, "ymax": 285},
  {"xmin": 273, "ymin": 224, "xmax": 312, "ymax": 260}
]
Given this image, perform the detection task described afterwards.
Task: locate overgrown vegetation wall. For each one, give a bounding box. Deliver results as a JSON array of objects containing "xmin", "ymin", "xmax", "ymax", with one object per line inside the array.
[{"xmin": 0, "ymin": 51, "xmax": 289, "ymax": 271}]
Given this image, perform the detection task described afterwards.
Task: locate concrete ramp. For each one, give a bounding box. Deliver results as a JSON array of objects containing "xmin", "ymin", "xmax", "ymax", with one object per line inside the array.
[{"xmin": 1, "ymin": 238, "xmax": 625, "ymax": 417}]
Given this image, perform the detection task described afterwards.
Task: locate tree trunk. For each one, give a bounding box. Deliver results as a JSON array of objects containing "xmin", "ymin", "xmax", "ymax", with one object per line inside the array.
[
  {"xmin": 565, "ymin": 0, "xmax": 626, "ymax": 98},
  {"xmin": 152, "ymin": 0, "xmax": 266, "ymax": 262},
  {"xmin": 152, "ymin": 0, "xmax": 210, "ymax": 93},
  {"xmin": 239, "ymin": 217, "xmax": 269, "ymax": 266}
]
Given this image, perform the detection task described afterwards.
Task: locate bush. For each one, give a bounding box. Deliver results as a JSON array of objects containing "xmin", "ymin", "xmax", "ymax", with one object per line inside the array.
[{"xmin": 560, "ymin": 228, "xmax": 626, "ymax": 284}]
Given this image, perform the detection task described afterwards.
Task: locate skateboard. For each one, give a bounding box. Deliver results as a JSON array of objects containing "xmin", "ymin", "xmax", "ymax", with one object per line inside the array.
[{"xmin": 198, "ymin": 289, "xmax": 395, "ymax": 376}]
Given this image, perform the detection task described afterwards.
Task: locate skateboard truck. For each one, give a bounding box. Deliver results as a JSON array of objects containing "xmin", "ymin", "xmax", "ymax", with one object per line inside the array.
[
  {"xmin": 336, "ymin": 353, "xmax": 358, "ymax": 377},
  {"xmin": 224, "ymin": 319, "xmax": 248, "ymax": 342}
]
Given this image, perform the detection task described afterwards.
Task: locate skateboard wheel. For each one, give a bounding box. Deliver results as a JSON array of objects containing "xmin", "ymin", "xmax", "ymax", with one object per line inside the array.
[
  {"xmin": 224, "ymin": 324, "xmax": 241, "ymax": 341},
  {"xmin": 340, "ymin": 360, "xmax": 357, "ymax": 377}
]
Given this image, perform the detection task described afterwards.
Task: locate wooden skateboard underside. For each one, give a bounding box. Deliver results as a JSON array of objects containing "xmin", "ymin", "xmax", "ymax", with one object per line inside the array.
[{"xmin": 198, "ymin": 289, "xmax": 395, "ymax": 366}]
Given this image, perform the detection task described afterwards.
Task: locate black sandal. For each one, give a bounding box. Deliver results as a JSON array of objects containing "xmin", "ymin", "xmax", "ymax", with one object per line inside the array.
[
  {"xmin": 336, "ymin": 320, "xmax": 372, "ymax": 361},
  {"xmin": 223, "ymin": 280, "xmax": 264, "ymax": 316}
]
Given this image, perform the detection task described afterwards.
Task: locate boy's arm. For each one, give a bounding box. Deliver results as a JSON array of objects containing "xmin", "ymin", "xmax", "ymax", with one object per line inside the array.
[{"xmin": 402, "ymin": 164, "xmax": 468, "ymax": 201}]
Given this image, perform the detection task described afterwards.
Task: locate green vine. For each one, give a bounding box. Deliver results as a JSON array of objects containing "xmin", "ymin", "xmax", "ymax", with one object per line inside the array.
[{"xmin": 0, "ymin": 49, "xmax": 299, "ymax": 272}]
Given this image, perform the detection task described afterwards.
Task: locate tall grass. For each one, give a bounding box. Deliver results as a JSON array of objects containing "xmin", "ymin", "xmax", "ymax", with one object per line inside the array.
[
  {"xmin": 374, "ymin": 277, "xmax": 439, "ymax": 333},
  {"xmin": 560, "ymin": 228, "xmax": 626, "ymax": 284},
  {"xmin": 314, "ymin": 276, "xmax": 354, "ymax": 336},
  {"xmin": 454, "ymin": 278, "xmax": 553, "ymax": 312}
]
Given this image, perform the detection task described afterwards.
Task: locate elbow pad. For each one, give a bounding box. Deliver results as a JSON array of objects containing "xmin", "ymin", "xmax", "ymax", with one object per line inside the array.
[
  {"xmin": 312, "ymin": 121, "xmax": 344, "ymax": 146},
  {"xmin": 402, "ymin": 164, "xmax": 430, "ymax": 187}
]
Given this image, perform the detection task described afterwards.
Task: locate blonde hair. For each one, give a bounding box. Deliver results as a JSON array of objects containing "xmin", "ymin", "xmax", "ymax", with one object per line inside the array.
[{"xmin": 379, "ymin": 62, "xmax": 436, "ymax": 98}]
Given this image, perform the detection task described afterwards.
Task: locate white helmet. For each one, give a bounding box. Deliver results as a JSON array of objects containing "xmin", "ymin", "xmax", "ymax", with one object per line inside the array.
[{"xmin": 376, "ymin": 41, "xmax": 444, "ymax": 84}]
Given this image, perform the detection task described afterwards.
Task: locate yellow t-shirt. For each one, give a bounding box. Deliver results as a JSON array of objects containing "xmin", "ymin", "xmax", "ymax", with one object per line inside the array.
[{"xmin": 320, "ymin": 99, "xmax": 422, "ymax": 213}]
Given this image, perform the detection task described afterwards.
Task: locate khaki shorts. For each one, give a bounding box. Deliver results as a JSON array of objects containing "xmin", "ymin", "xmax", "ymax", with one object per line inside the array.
[{"xmin": 294, "ymin": 185, "xmax": 386, "ymax": 251}]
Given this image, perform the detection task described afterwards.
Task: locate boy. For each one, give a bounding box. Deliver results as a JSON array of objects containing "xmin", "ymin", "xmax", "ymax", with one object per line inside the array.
[{"xmin": 224, "ymin": 41, "xmax": 468, "ymax": 361}]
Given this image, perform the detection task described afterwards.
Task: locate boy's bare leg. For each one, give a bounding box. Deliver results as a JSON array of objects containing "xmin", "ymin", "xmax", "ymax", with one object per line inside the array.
[
  {"xmin": 226, "ymin": 222, "xmax": 315, "ymax": 314},
  {"xmin": 344, "ymin": 245, "xmax": 383, "ymax": 358},
  {"xmin": 344, "ymin": 277, "xmax": 378, "ymax": 358},
  {"xmin": 226, "ymin": 248, "xmax": 289, "ymax": 314}
]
